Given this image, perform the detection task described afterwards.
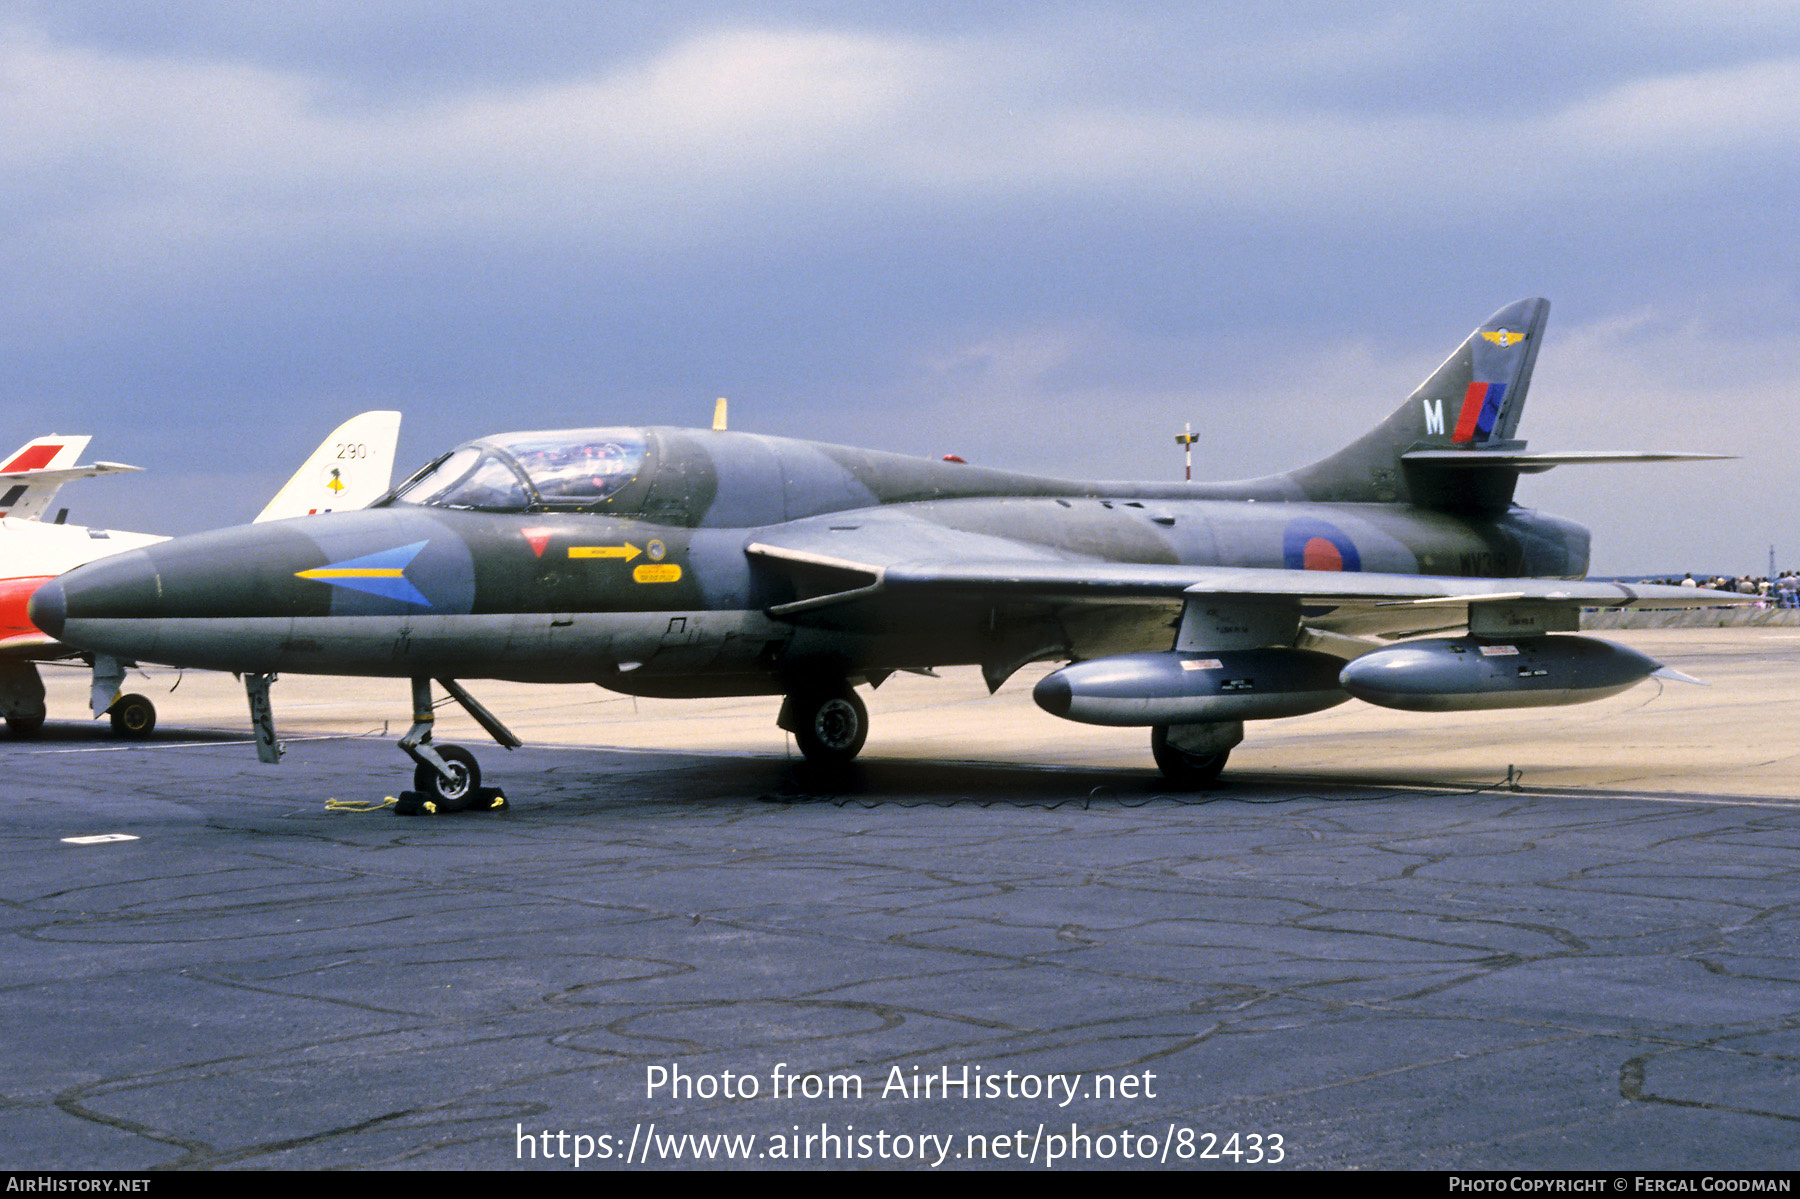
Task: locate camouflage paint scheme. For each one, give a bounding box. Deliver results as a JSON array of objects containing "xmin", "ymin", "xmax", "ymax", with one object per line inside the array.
[{"xmin": 30, "ymin": 299, "xmax": 1739, "ymax": 792}]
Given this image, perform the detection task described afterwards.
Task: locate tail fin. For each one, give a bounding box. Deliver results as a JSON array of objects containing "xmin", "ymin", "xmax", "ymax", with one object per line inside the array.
[
  {"xmin": 1286, "ymin": 298, "xmax": 1551, "ymax": 512},
  {"xmin": 254, "ymin": 411, "xmax": 402, "ymax": 522},
  {"xmin": 0, "ymin": 435, "xmax": 143, "ymax": 521},
  {"xmin": 1422, "ymin": 297, "xmax": 1549, "ymax": 449}
]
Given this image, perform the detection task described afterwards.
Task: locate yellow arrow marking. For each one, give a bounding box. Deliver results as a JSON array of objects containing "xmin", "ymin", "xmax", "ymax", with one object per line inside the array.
[{"xmin": 569, "ymin": 543, "xmax": 641, "ymax": 561}]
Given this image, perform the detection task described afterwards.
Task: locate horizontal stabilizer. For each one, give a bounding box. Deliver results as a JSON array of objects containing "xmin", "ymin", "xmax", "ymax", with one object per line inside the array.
[
  {"xmin": 1, "ymin": 462, "xmax": 144, "ymax": 485},
  {"xmin": 1402, "ymin": 449, "xmax": 1730, "ymax": 475}
]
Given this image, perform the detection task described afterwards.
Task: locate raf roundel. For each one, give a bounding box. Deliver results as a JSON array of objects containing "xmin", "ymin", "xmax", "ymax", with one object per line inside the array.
[{"xmin": 1281, "ymin": 519, "xmax": 1361, "ymax": 572}]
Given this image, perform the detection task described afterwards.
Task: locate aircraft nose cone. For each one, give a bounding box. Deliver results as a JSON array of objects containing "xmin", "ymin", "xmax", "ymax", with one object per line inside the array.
[
  {"xmin": 27, "ymin": 577, "xmax": 64, "ymax": 639},
  {"xmin": 51, "ymin": 548, "xmax": 164, "ymax": 622},
  {"xmin": 30, "ymin": 547, "xmax": 168, "ymax": 664}
]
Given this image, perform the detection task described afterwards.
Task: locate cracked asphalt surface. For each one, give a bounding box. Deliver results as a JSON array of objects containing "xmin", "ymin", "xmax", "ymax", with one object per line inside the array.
[{"xmin": 4, "ymin": 628, "xmax": 1797, "ymax": 1169}]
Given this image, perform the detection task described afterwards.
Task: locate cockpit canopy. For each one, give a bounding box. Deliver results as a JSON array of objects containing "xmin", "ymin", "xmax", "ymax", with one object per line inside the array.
[{"xmin": 385, "ymin": 429, "xmax": 647, "ymax": 513}]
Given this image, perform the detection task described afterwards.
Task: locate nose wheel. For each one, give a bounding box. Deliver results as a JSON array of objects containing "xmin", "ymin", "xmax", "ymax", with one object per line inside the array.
[
  {"xmin": 397, "ymin": 678, "xmax": 517, "ymax": 811},
  {"xmin": 412, "ymin": 743, "xmax": 481, "ymax": 804}
]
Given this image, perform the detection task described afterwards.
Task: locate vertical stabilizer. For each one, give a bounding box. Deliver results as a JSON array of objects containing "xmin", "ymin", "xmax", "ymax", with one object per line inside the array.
[
  {"xmin": 1416, "ymin": 297, "xmax": 1548, "ymax": 449},
  {"xmin": 254, "ymin": 411, "xmax": 403, "ymax": 522},
  {"xmin": 1285, "ymin": 298, "xmax": 1550, "ymax": 511}
]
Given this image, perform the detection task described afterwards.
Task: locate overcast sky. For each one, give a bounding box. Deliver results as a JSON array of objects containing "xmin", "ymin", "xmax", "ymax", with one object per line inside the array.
[{"xmin": 4, "ymin": 1, "xmax": 1794, "ymax": 574}]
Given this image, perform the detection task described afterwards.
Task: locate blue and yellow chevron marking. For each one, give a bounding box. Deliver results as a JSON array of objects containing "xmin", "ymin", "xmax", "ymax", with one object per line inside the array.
[{"xmin": 295, "ymin": 540, "xmax": 432, "ymax": 606}]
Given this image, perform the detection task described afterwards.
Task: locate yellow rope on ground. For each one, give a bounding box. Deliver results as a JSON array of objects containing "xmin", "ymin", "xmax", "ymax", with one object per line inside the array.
[{"xmin": 324, "ymin": 796, "xmax": 400, "ymax": 812}]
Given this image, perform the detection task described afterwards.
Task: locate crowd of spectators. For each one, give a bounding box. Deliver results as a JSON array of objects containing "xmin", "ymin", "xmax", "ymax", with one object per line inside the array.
[{"xmin": 1639, "ymin": 572, "xmax": 1800, "ymax": 607}]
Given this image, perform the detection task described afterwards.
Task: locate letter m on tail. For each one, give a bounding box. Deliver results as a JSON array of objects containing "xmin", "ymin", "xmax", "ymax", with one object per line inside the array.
[{"xmin": 1422, "ymin": 398, "xmax": 1446, "ymax": 436}]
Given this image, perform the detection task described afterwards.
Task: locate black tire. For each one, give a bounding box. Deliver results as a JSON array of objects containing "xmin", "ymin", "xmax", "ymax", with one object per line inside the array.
[
  {"xmin": 107, "ymin": 694, "xmax": 156, "ymax": 739},
  {"xmin": 791, "ymin": 688, "xmax": 869, "ymax": 765},
  {"xmin": 5, "ymin": 714, "xmax": 45, "ymax": 737},
  {"xmin": 413, "ymin": 744, "xmax": 481, "ymax": 806},
  {"xmin": 1151, "ymin": 725, "xmax": 1229, "ymax": 788}
]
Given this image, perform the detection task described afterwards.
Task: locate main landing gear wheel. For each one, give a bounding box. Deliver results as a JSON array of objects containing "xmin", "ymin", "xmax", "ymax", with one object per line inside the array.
[
  {"xmin": 788, "ymin": 688, "xmax": 869, "ymax": 765},
  {"xmin": 414, "ymin": 744, "xmax": 481, "ymax": 805},
  {"xmin": 107, "ymin": 693, "xmax": 156, "ymax": 739},
  {"xmin": 1151, "ymin": 724, "xmax": 1231, "ymax": 789},
  {"xmin": 5, "ymin": 714, "xmax": 45, "ymax": 737}
]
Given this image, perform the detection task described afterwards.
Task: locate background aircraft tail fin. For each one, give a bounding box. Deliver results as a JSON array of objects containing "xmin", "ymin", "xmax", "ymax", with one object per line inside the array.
[
  {"xmin": 254, "ymin": 411, "xmax": 402, "ymax": 523},
  {"xmin": 0, "ymin": 435, "xmax": 143, "ymax": 521},
  {"xmin": 1, "ymin": 435, "xmax": 88, "ymax": 478},
  {"xmin": 1285, "ymin": 298, "xmax": 1551, "ymax": 512}
]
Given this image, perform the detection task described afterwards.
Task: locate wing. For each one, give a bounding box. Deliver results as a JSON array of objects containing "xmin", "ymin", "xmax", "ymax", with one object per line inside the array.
[{"xmin": 746, "ymin": 513, "xmax": 1753, "ymax": 681}]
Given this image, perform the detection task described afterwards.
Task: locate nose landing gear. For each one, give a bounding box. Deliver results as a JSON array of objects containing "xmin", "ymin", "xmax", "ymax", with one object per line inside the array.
[
  {"xmin": 237, "ymin": 672, "xmax": 516, "ymax": 809},
  {"xmin": 398, "ymin": 677, "xmax": 517, "ymax": 809}
]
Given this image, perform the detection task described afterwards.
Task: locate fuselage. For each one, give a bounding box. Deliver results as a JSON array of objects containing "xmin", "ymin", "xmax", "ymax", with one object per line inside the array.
[{"xmin": 31, "ymin": 426, "xmax": 1591, "ymax": 694}]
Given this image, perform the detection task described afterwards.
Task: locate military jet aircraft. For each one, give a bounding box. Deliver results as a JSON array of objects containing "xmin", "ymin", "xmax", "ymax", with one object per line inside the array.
[{"xmin": 30, "ymin": 299, "xmax": 1743, "ymax": 800}]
